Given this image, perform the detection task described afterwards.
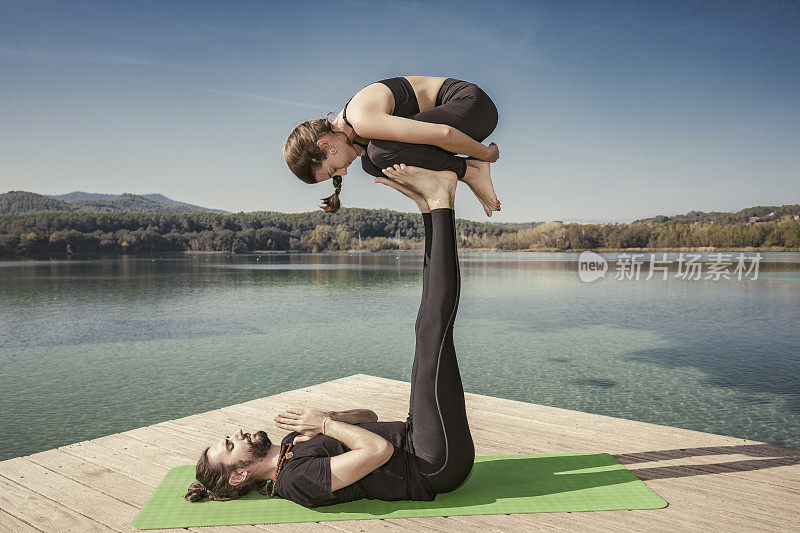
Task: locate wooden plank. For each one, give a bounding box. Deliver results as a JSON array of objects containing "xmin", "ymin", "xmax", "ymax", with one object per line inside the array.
[
  {"xmin": 92, "ymin": 430, "xmax": 195, "ymax": 467},
  {"xmin": 447, "ymin": 512, "xmax": 627, "ymax": 533},
  {"xmin": 0, "ymin": 473, "xmax": 109, "ymax": 532},
  {"xmin": 2, "ymin": 374, "xmax": 798, "ymax": 532},
  {"xmin": 0, "ymin": 508, "xmax": 43, "ymax": 533},
  {"xmin": 160, "ymin": 417, "xmax": 257, "ymax": 441},
  {"xmin": 123, "ymin": 425, "xmax": 210, "ymax": 456},
  {"xmin": 187, "ymin": 527, "xmax": 281, "ymax": 533},
  {"xmin": 28, "ymin": 446, "xmax": 332, "ymax": 533},
  {"xmin": 35, "ymin": 449, "xmax": 271, "ymax": 533},
  {"xmin": 656, "ymin": 474, "xmax": 799, "ymax": 526},
  {"xmin": 8, "ymin": 453, "xmax": 271, "ymax": 533},
  {"xmin": 617, "ymin": 447, "xmax": 800, "ymax": 488},
  {"xmin": 26, "ymin": 449, "xmax": 155, "ymax": 504},
  {"xmin": 319, "ymin": 518, "xmax": 411, "ymax": 532},
  {"xmin": 151, "ymin": 422, "xmax": 219, "ymax": 445},
  {"xmin": 59, "ymin": 440, "xmax": 170, "ymax": 487},
  {"xmin": 388, "ymin": 515, "xmax": 520, "ymax": 532},
  {"xmin": 0, "ymin": 457, "xmax": 149, "ymax": 532},
  {"xmin": 257, "ymin": 522, "xmax": 344, "ymax": 532}
]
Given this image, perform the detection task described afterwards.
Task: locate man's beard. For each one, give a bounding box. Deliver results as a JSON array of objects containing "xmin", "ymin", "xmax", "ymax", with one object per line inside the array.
[{"xmin": 245, "ymin": 430, "xmax": 272, "ymax": 460}]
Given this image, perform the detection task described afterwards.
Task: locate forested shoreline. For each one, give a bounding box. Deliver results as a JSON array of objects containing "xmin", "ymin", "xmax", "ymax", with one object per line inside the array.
[{"xmin": 1, "ymin": 208, "xmax": 798, "ymax": 258}]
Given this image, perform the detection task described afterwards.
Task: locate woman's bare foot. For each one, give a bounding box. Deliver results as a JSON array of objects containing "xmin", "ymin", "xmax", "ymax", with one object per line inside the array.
[
  {"xmin": 373, "ymin": 175, "xmax": 430, "ymax": 213},
  {"xmin": 463, "ymin": 159, "xmax": 500, "ymax": 217},
  {"xmin": 382, "ymin": 164, "xmax": 457, "ymax": 210},
  {"xmin": 469, "ymin": 187, "xmax": 495, "ymax": 218}
]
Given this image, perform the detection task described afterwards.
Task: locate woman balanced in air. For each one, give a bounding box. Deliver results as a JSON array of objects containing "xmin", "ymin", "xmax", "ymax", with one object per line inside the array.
[{"xmin": 283, "ymin": 76, "xmax": 501, "ymax": 216}]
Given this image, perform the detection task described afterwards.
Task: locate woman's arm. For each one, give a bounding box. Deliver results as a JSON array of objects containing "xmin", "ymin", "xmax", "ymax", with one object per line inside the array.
[{"xmin": 352, "ymin": 112, "xmax": 495, "ymax": 161}]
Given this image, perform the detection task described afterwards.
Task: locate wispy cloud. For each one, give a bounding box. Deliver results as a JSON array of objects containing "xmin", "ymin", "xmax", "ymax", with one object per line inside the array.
[
  {"xmin": 361, "ymin": 0, "xmax": 548, "ymax": 67},
  {"xmin": 0, "ymin": 46, "xmax": 272, "ymax": 80},
  {"xmin": 0, "ymin": 47, "xmax": 151, "ymax": 66},
  {"xmin": 1, "ymin": 46, "xmax": 334, "ymax": 110},
  {"xmin": 511, "ymin": 134, "xmax": 664, "ymax": 164},
  {"xmin": 125, "ymin": 78, "xmax": 332, "ymax": 110}
]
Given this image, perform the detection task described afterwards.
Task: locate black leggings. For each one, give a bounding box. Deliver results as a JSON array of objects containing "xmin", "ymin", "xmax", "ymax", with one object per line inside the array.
[
  {"xmin": 405, "ymin": 208, "xmax": 474, "ymax": 494},
  {"xmin": 361, "ymin": 78, "xmax": 499, "ymax": 180}
]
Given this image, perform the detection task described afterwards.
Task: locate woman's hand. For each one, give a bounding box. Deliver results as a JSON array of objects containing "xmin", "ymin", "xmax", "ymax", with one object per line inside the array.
[
  {"xmin": 481, "ymin": 142, "xmax": 500, "ymax": 163},
  {"xmin": 274, "ymin": 407, "xmax": 333, "ymax": 444}
]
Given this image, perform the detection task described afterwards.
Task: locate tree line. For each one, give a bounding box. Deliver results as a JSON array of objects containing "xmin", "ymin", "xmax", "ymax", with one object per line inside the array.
[
  {"xmin": 0, "ymin": 209, "xmax": 798, "ymax": 258},
  {"xmin": 635, "ymin": 204, "xmax": 800, "ymax": 224}
]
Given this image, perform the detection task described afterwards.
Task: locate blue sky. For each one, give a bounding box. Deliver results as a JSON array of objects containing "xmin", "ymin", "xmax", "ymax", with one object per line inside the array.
[{"xmin": 1, "ymin": 0, "xmax": 798, "ymax": 222}]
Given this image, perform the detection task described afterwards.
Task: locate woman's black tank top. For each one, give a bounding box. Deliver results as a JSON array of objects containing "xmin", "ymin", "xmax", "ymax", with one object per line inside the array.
[{"xmin": 342, "ymin": 77, "xmax": 420, "ymax": 148}]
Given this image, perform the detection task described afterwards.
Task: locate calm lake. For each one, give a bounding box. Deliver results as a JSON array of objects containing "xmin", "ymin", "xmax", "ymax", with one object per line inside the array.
[{"xmin": 1, "ymin": 251, "xmax": 798, "ymax": 460}]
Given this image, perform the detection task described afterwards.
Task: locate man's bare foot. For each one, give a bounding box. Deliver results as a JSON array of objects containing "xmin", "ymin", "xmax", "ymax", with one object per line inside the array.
[
  {"xmin": 373, "ymin": 175, "xmax": 430, "ymax": 213},
  {"xmin": 382, "ymin": 164, "xmax": 457, "ymax": 210},
  {"xmin": 463, "ymin": 159, "xmax": 501, "ymax": 217}
]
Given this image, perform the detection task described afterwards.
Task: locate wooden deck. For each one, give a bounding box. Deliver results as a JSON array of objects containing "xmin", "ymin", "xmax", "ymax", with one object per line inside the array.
[{"xmin": 1, "ymin": 374, "xmax": 798, "ymax": 532}]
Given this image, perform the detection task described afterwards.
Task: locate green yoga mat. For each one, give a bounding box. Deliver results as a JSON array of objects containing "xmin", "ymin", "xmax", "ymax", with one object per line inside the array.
[{"xmin": 132, "ymin": 452, "xmax": 667, "ymax": 529}]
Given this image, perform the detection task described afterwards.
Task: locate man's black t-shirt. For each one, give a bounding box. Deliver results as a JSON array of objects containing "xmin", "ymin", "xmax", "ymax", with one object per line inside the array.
[{"xmin": 273, "ymin": 421, "xmax": 435, "ymax": 508}]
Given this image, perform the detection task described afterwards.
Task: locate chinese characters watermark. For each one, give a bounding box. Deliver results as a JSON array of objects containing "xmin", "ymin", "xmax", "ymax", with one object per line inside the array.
[{"xmin": 578, "ymin": 252, "xmax": 762, "ymax": 282}]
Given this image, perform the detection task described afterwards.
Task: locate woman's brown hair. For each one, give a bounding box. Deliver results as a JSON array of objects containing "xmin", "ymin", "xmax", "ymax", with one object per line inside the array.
[
  {"xmin": 284, "ymin": 114, "xmax": 345, "ymax": 213},
  {"xmin": 184, "ymin": 446, "xmax": 269, "ymax": 502}
]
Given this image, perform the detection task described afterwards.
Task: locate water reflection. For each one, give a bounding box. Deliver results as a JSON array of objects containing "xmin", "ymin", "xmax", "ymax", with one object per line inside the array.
[{"xmin": 0, "ymin": 252, "xmax": 797, "ymax": 460}]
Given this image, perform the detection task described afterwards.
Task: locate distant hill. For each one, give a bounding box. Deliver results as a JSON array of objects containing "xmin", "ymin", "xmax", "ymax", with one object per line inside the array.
[
  {"xmin": 50, "ymin": 191, "xmax": 227, "ymax": 213},
  {"xmin": 0, "ymin": 191, "xmax": 73, "ymax": 215},
  {"xmin": 66, "ymin": 193, "xmax": 218, "ymax": 214},
  {"xmin": 634, "ymin": 204, "xmax": 800, "ymax": 224},
  {"xmin": 0, "ymin": 190, "xmax": 227, "ymax": 215},
  {"xmin": 50, "ymin": 192, "xmax": 115, "ymax": 202},
  {"xmin": 4, "ymin": 191, "xmax": 798, "ymax": 224}
]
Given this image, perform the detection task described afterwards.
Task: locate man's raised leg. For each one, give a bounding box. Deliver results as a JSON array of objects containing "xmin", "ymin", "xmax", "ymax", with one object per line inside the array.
[{"xmin": 379, "ymin": 165, "xmax": 475, "ymax": 493}]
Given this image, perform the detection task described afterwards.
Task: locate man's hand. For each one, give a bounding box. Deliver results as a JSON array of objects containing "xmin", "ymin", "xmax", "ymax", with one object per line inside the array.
[{"xmin": 274, "ymin": 407, "xmax": 333, "ymax": 443}]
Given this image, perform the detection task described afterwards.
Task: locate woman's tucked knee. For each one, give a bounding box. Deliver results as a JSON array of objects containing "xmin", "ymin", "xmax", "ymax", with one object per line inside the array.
[{"xmin": 367, "ymin": 140, "xmax": 403, "ymax": 169}]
